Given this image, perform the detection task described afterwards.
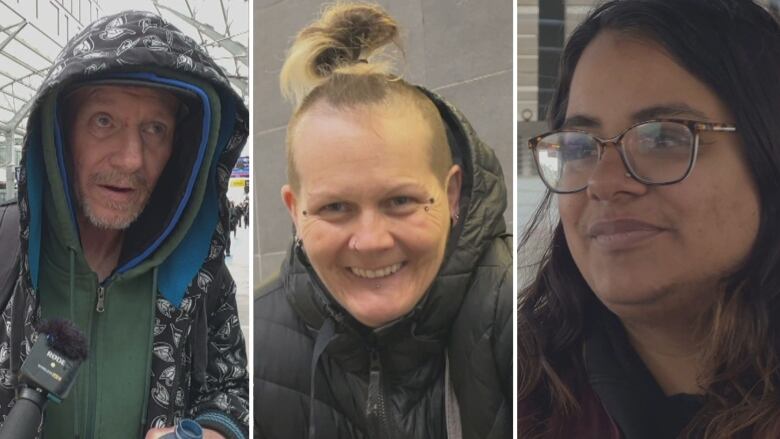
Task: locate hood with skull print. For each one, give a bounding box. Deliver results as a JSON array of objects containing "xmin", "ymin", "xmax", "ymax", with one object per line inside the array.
[{"xmin": 19, "ymin": 10, "xmax": 248, "ymax": 306}]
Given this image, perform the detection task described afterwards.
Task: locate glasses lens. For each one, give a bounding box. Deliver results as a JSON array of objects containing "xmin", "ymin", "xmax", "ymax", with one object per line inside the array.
[
  {"xmin": 534, "ymin": 131, "xmax": 599, "ymax": 192},
  {"xmin": 622, "ymin": 121, "xmax": 694, "ymax": 183}
]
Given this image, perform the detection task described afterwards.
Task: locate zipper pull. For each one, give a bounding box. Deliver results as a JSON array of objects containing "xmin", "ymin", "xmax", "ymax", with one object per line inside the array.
[
  {"xmin": 367, "ymin": 349, "xmax": 382, "ymax": 414},
  {"xmin": 96, "ymin": 286, "xmax": 105, "ymax": 313},
  {"xmin": 366, "ymin": 349, "xmax": 390, "ymax": 438}
]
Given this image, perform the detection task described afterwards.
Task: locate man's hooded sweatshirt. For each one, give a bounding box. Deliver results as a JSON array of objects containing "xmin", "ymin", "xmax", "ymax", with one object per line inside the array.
[{"xmin": 0, "ymin": 11, "xmax": 249, "ymax": 439}]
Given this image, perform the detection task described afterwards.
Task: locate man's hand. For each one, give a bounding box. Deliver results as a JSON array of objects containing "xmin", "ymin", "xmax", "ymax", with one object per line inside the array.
[{"xmin": 145, "ymin": 426, "xmax": 227, "ymax": 439}]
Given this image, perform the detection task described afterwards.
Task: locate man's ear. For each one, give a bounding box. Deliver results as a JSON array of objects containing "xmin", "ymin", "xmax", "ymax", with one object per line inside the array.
[
  {"xmin": 281, "ymin": 184, "xmax": 300, "ymax": 232},
  {"xmin": 445, "ymin": 164, "xmax": 462, "ymax": 220}
]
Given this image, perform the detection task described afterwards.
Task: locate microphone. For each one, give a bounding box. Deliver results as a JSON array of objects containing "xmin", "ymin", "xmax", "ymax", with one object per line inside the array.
[{"xmin": 0, "ymin": 319, "xmax": 88, "ymax": 439}]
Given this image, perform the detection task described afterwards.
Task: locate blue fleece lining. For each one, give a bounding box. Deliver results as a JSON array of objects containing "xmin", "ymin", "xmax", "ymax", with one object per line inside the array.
[
  {"xmin": 104, "ymin": 72, "xmax": 212, "ymax": 276},
  {"xmin": 26, "ymin": 128, "xmax": 44, "ymax": 289},
  {"xmin": 53, "ymin": 109, "xmax": 78, "ymax": 235},
  {"xmin": 157, "ymin": 91, "xmax": 235, "ymax": 307}
]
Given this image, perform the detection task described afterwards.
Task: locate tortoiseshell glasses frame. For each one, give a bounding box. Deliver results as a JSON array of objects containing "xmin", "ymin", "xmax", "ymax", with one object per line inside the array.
[{"xmin": 527, "ymin": 118, "xmax": 737, "ymax": 194}]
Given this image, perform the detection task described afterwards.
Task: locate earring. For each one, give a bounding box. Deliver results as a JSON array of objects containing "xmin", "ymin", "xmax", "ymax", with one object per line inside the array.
[
  {"xmin": 452, "ymin": 213, "xmax": 460, "ymax": 225},
  {"xmin": 625, "ymin": 172, "xmax": 632, "ymax": 178},
  {"xmin": 294, "ymin": 235, "xmax": 302, "ymax": 248}
]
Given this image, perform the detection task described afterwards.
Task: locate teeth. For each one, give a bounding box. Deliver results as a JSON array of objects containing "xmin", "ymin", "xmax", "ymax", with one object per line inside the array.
[{"xmin": 350, "ymin": 263, "xmax": 402, "ymax": 279}]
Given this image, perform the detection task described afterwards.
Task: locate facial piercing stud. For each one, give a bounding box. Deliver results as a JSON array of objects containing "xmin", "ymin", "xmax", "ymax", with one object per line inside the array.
[{"xmin": 424, "ymin": 198, "xmax": 435, "ymax": 212}]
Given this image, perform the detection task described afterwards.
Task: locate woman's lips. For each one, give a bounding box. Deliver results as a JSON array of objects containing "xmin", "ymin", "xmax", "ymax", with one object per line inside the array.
[{"xmin": 587, "ymin": 219, "xmax": 665, "ymax": 250}]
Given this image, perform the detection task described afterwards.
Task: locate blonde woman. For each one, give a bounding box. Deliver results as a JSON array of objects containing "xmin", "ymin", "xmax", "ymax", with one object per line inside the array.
[{"xmin": 254, "ymin": 3, "xmax": 511, "ymax": 438}]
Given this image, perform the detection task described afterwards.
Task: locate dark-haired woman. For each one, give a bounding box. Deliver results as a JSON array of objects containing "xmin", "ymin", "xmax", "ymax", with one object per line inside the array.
[
  {"xmin": 519, "ymin": 0, "xmax": 780, "ymax": 438},
  {"xmin": 254, "ymin": 3, "xmax": 511, "ymax": 439}
]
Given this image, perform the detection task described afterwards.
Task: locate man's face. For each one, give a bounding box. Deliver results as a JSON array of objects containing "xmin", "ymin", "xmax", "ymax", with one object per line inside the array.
[{"xmin": 68, "ymin": 85, "xmax": 178, "ymax": 230}]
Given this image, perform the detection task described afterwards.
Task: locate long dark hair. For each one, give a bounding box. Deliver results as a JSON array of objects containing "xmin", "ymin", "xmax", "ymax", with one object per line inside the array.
[{"xmin": 518, "ymin": 0, "xmax": 780, "ymax": 437}]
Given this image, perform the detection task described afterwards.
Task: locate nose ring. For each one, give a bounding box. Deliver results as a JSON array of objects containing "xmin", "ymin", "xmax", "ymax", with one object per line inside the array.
[{"xmin": 349, "ymin": 237, "xmax": 359, "ymax": 252}]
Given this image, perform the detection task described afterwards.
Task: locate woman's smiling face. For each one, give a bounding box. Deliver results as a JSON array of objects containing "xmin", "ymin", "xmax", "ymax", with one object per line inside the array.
[
  {"xmin": 558, "ymin": 31, "xmax": 760, "ymax": 319},
  {"xmin": 283, "ymin": 102, "xmax": 461, "ymax": 328}
]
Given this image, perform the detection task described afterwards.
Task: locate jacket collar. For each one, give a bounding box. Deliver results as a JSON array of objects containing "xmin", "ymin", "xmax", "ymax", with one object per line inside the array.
[{"xmin": 583, "ymin": 308, "xmax": 703, "ymax": 439}]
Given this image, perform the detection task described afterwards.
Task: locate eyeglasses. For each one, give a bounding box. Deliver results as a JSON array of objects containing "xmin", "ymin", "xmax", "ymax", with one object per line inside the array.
[{"xmin": 527, "ymin": 118, "xmax": 737, "ymax": 194}]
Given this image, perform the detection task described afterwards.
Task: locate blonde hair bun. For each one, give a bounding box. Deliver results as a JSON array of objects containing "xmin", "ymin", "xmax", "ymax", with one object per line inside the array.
[{"xmin": 280, "ymin": 2, "xmax": 400, "ymax": 106}]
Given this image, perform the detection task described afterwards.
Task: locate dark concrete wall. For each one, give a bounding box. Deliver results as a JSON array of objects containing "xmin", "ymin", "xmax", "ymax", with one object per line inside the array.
[{"xmin": 253, "ymin": 0, "xmax": 514, "ymax": 283}]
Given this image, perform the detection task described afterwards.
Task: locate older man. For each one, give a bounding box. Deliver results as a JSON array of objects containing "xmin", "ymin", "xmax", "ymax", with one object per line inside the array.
[{"xmin": 0, "ymin": 11, "xmax": 248, "ymax": 439}]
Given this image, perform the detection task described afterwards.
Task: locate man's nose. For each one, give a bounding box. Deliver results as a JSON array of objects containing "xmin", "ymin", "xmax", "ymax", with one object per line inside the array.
[
  {"xmin": 109, "ymin": 125, "xmax": 144, "ymax": 172},
  {"xmin": 349, "ymin": 211, "xmax": 394, "ymax": 252},
  {"xmin": 586, "ymin": 144, "xmax": 647, "ymax": 200}
]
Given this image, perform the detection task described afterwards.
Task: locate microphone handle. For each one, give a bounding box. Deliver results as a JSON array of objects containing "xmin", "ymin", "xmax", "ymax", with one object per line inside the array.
[{"xmin": 0, "ymin": 387, "xmax": 47, "ymax": 439}]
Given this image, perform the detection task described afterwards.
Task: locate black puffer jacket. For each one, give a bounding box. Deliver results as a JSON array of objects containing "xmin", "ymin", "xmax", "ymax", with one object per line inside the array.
[
  {"xmin": 254, "ymin": 90, "xmax": 512, "ymax": 439},
  {"xmin": 0, "ymin": 11, "xmax": 248, "ymax": 439}
]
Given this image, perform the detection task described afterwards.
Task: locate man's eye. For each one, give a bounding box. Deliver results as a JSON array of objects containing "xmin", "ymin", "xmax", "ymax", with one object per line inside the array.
[
  {"xmin": 143, "ymin": 122, "xmax": 168, "ymax": 137},
  {"xmin": 93, "ymin": 113, "xmax": 113, "ymax": 128}
]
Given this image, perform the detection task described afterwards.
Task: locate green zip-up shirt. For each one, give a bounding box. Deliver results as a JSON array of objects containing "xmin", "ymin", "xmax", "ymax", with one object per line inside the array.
[
  {"xmin": 40, "ymin": 208, "xmax": 156, "ymax": 438},
  {"xmin": 34, "ymin": 73, "xmax": 222, "ymax": 437}
]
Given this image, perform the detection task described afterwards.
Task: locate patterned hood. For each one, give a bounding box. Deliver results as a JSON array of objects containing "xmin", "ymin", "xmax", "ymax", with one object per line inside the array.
[{"xmin": 19, "ymin": 10, "xmax": 248, "ymax": 305}]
